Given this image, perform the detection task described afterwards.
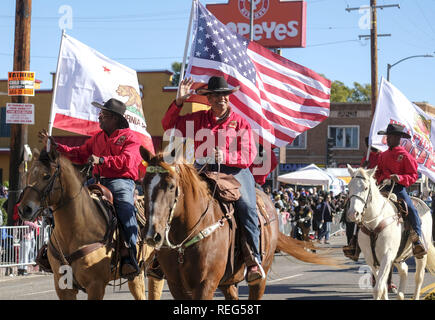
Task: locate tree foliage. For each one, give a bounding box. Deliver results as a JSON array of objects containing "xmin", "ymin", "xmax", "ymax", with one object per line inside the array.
[
  {"xmin": 171, "ymin": 62, "xmax": 182, "ymax": 87},
  {"xmin": 330, "ymin": 80, "xmax": 371, "ymax": 103}
]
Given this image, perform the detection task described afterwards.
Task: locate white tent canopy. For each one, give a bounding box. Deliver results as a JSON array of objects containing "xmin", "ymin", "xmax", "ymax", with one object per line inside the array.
[
  {"xmin": 277, "ymin": 164, "xmax": 345, "ymax": 195},
  {"xmin": 277, "ymin": 164, "xmax": 332, "ymax": 187}
]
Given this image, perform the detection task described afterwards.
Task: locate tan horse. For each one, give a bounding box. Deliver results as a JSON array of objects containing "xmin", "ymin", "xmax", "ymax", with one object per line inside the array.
[
  {"xmin": 17, "ymin": 147, "xmax": 164, "ymax": 300},
  {"xmin": 140, "ymin": 148, "xmax": 340, "ymax": 300}
]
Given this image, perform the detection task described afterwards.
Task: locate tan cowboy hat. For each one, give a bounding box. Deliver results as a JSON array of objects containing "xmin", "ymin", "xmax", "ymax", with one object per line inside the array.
[
  {"xmin": 196, "ymin": 76, "xmax": 239, "ymax": 96},
  {"xmin": 91, "ymin": 98, "xmax": 129, "ymax": 128}
]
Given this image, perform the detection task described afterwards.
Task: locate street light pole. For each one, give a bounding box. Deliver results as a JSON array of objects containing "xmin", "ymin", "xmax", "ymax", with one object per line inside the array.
[{"xmin": 387, "ymin": 54, "xmax": 434, "ymax": 81}]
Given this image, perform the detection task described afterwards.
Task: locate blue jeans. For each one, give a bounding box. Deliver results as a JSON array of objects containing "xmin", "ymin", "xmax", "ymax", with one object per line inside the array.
[
  {"xmin": 318, "ymin": 221, "xmax": 331, "ymax": 241},
  {"xmin": 89, "ymin": 178, "xmax": 138, "ymax": 261},
  {"xmin": 386, "ymin": 184, "xmax": 422, "ymax": 238},
  {"xmin": 202, "ymin": 164, "xmax": 261, "ymax": 263}
]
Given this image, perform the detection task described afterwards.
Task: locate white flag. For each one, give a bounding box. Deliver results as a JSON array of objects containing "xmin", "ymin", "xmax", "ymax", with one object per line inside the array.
[
  {"xmin": 369, "ymin": 77, "xmax": 435, "ymax": 182},
  {"xmin": 51, "ymin": 33, "xmax": 155, "ymax": 154}
]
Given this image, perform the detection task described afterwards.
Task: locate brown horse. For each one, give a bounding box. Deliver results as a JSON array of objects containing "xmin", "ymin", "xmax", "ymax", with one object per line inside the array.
[
  {"xmin": 140, "ymin": 147, "xmax": 340, "ymax": 300},
  {"xmin": 17, "ymin": 147, "xmax": 164, "ymax": 300}
]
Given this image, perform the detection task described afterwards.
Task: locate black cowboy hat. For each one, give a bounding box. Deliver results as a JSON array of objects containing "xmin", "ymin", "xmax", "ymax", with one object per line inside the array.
[
  {"xmin": 377, "ymin": 123, "xmax": 411, "ymax": 139},
  {"xmin": 196, "ymin": 76, "xmax": 239, "ymax": 96},
  {"xmin": 91, "ymin": 98, "xmax": 129, "ymax": 128}
]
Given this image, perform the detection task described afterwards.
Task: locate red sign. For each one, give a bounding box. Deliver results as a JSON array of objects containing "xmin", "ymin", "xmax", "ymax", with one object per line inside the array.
[{"xmin": 206, "ymin": 0, "xmax": 306, "ymax": 48}]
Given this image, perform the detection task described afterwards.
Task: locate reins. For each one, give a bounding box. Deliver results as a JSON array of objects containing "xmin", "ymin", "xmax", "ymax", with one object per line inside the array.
[{"xmin": 149, "ymin": 161, "xmax": 228, "ymax": 263}]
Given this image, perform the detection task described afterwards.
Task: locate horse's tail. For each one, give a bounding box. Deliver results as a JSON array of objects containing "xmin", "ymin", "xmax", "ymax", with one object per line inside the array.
[
  {"xmin": 277, "ymin": 232, "xmax": 343, "ymax": 268},
  {"xmin": 425, "ymin": 241, "xmax": 435, "ymax": 276}
]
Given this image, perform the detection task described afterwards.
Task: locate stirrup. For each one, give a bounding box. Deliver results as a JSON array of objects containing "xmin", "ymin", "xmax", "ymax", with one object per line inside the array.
[
  {"xmin": 245, "ymin": 258, "xmax": 265, "ymax": 285},
  {"xmin": 412, "ymin": 241, "xmax": 427, "ymax": 259}
]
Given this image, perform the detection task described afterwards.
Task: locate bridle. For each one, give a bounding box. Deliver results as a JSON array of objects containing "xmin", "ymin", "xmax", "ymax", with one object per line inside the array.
[
  {"xmin": 146, "ymin": 164, "xmax": 214, "ymax": 259},
  {"xmin": 348, "ymin": 174, "xmax": 396, "ymax": 226},
  {"xmin": 20, "ymin": 160, "xmax": 62, "ymax": 212},
  {"xmin": 348, "ymin": 175, "xmax": 372, "ymax": 220},
  {"xmin": 21, "ymin": 159, "xmax": 84, "ymax": 215}
]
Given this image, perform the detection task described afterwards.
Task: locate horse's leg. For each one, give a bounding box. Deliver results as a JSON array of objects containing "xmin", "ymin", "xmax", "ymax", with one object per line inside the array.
[
  {"xmin": 192, "ymin": 281, "xmax": 218, "ymax": 300},
  {"xmin": 374, "ymin": 252, "xmax": 394, "ymax": 300},
  {"xmin": 218, "ymin": 284, "xmax": 239, "ymax": 300},
  {"xmin": 53, "ymin": 272, "xmax": 79, "ymax": 300},
  {"xmin": 167, "ymin": 280, "xmax": 192, "ymax": 300},
  {"xmin": 248, "ymin": 278, "xmax": 267, "ymax": 300},
  {"xmin": 394, "ymin": 261, "xmax": 408, "ymax": 300},
  {"xmin": 86, "ymin": 281, "xmax": 106, "ymax": 300},
  {"xmin": 148, "ymin": 277, "xmax": 165, "ymax": 300},
  {"xmin": 127, "ymin": 270, "xmax": 146, "ymax": 300},
  {"xmin": 413, "ymin": 256, "xmax": 427, "ymax": 300}
]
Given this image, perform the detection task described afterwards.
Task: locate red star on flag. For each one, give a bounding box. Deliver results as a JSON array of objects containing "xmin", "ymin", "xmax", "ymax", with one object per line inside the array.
[{"xmin": 103, "ymin": 66, "xmax": 111, "ymax": 73}]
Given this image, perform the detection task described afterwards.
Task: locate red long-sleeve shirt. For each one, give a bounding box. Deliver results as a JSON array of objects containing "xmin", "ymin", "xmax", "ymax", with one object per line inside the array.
[
  {"xmin": 56, "ymin": 128, "xmax": 142, "ymax": 181},
  {"xmin": 162, "ymin": 102, "xmax": 257, "ymax": 169},
  {"xmin": 375, "ymin": 146, "xmax": 418, "ymax": 187}
]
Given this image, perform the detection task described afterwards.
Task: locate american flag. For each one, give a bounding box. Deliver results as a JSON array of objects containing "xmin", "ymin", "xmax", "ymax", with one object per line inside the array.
[{"xmin": 185, "ymin": 1, "xmax": 331, "ymax": 147}]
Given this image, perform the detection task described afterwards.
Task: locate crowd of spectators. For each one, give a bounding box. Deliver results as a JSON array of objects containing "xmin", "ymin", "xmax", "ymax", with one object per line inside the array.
[{"xmin": 263, "ymin": 185, "xmax": 348, "ymax": 242}]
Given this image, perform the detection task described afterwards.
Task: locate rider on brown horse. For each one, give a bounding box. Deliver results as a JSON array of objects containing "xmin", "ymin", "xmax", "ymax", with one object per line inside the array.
[
  {"xmin": 38, "ymin": 98, "xmax": 143, "ymax": 279},
  {"xmin": 156, "ymin": 76, "xmax": 265, "ymax": 284}
]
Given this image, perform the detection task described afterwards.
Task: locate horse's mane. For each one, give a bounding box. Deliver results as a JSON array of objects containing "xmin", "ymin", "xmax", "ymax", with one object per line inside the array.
[
  {"xmin": 38, "ymin": 149, "xmax": 84, "ymax": 187},
  {"xmin": 152, "ymin": 153, "xmax": 210, "ymax": 200}
]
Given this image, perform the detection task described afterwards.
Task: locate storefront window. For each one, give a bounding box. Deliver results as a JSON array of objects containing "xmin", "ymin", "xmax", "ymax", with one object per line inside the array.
[
  {"xmin": 328, "ymin": 126, "xmax": 359, "ymax": 149},
  {"xmin": 286, "ymin": 131, "xmax": 306, "ymax": 149}
]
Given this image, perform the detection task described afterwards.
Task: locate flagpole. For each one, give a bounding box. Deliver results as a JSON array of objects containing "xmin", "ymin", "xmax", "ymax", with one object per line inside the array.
[
  {"xmin": 178, "ymin": 0, "xmax": 196, "ymax": 99},
  {"xmin": 48, "ymin": 29, "xmax": 66, "ymax": 135}
]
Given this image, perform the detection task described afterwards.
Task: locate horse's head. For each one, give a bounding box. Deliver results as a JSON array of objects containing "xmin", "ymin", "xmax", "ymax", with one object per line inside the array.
[
  {"xmin": 140, "ymin": 146, "xmax": 179, "ymax": 249},
  {"xmin": 346, "ymin": 164, "xmax": 377, "ymax": 223},
  {"xmin": 18, "ymin": 147, "xmax": 62, "ymax": 221}
]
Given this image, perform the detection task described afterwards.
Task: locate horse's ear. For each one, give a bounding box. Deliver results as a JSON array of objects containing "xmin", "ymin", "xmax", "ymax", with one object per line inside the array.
[
  {"xmin": 140, "ymin": 146, "xmax": 153, "ymax": 163},
  {"xmin": 347, "ymin": 164, "xmax": 356, "ymax": 176},
  {"xmin": 366, "ymin": 166, "xmax": 377, "ymax": 178},
  {"xmin": 32, "ymin": 148, "xmax": 40, "ymax": 160}
]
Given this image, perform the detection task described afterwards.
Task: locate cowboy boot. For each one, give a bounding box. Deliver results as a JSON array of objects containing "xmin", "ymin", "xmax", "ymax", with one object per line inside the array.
[
  {"xmin": 410, "ymin": 230, "xmax": 427, "ymax": 259},
  {"xmin": 239, "ymin": 234, "xmax": 265, "ymax": 284},
  {"xmin": 146, "ymin": 255, "xmax": 165, "ymax": 280},
  {"xmin": 121, "ymin": 247, "xmax": 140, "ymax": 280}
]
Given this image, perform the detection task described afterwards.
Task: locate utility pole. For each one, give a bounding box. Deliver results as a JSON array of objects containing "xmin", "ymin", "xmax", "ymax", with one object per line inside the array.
[
  {"xmin": 370, "ymin": 0, "xmax": 377, "ymax": 118},
  {"xmin": 7, "ymin": 0, "xmax": 32, "ymax": 226},
  {"xmin": 346, "ymin": 2, "xmax": 399, "ymax": 118}
]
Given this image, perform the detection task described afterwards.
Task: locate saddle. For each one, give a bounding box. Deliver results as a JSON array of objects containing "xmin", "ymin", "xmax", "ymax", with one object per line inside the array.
[
  {"xmin": 199, "ymin": 171, "xmax": 274, "ymax": 281},
  {"xmin": 35, "ymin": 184, "xmax": 147, "ymax": 277},
  {"xmin": 380, "ymin": 191, "xmax": 408, "ymax": 219}
]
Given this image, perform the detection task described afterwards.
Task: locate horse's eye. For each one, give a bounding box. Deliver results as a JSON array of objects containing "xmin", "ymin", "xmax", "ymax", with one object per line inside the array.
[
  {"xmin": 43, "ymin": 174, "xmax": 51, "ymax": 180},
  {"xmin": 169, "ymin": 183, "xmax": 175, "ymax": 191}
]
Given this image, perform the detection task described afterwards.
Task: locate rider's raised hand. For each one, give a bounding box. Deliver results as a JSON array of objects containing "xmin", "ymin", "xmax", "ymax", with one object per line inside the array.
[
  {"xmin": 175, "ymin": 77, "xmax": 195, "ymax": 107},
  {"xmin": 38, "ymin": 129, "xmax": 49, "ymax": 146}
]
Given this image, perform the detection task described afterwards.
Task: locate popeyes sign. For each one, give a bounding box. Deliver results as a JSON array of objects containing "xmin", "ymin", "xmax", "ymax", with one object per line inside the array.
[{"xmin": 206, "ymin": 0, "xmax": 306, "ymax": 48}]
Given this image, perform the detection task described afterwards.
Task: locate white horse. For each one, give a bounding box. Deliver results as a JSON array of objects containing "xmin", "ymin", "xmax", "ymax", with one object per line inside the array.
[{"xmin": 346, "ymin": 165, "xmax": 435, "ymax": 300}]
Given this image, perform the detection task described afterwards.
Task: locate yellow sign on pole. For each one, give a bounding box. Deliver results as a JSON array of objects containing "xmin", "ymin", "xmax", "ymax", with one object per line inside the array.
[{"xmin": 8, "ymin": 71, "xmax": 35, "ymax": 96}]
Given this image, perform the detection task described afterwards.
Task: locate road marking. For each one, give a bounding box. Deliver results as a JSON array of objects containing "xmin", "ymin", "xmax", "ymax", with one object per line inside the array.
[
  {"xmin": 21, "ymin": 289, "xmax": 55, "ymax": 296},
  {"xmin": 268, "ymin": 273, "xmax": 303, "ymax": 283}
]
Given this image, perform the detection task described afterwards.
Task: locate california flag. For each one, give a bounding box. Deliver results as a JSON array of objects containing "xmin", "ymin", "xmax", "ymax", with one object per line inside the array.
[{"xmin": 51, "ymin": 33, "xmax": 155, "ymax": 155}]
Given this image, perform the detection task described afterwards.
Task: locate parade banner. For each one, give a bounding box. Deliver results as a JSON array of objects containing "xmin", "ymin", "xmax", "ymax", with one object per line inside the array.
[
  {"xmin": 49, "ymin": 33, "xmax": 155, "ymax": 155},
  {"xmin": 369, "ymin": 77, "xmax": 435, "ymax": 182}
]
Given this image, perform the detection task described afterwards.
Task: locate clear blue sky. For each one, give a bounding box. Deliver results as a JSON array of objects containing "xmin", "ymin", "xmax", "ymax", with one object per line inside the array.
[{"xmin": 1, "ymin": 0, "xmax": 434, "ymax": 105}]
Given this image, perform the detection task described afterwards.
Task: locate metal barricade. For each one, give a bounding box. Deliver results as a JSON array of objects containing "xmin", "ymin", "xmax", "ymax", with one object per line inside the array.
[{"xmin": 0, "ymin": 224, "xmax": 51, "ymax": 270}]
